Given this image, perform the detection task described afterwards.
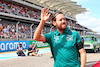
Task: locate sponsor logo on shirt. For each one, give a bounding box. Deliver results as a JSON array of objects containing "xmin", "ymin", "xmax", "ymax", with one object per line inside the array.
[
  {"xmin": 66, "ymin": 35, "xmax": 73, "ymax": 41},
  {"xmin": 54, "ymin": 35, "xmax": 59, "ymax": 43}
]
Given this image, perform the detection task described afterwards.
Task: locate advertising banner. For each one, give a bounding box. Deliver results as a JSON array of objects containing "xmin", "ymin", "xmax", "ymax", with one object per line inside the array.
[
  {"xmin": 29, "ymin": 40, "xmax": 50, "ymax": 48},
  {"xmin": 0, "ymin": 40, "xmax": 29, "ymax": 52}
]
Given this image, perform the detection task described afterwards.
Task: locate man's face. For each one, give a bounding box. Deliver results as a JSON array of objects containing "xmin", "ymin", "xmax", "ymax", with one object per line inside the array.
[
  {"xmin": 19, "ymin": 44, "xmax": 21, "ymax": 47},
  {"xmin": 29, "ymin": 45, "xmax": 32, "ymax": 48},
  {"xmin": 55, "ymin": 14, "xmax": 67, "ymax": 30},
  {"xmin": 33, "ymin": 44, "xmax": 35, "ymax": 47}
]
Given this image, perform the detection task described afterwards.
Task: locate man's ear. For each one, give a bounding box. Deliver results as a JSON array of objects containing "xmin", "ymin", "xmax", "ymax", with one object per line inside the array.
[{"xmin": 53, "ymin": 21, "xmax": 56, "ymax": 26}]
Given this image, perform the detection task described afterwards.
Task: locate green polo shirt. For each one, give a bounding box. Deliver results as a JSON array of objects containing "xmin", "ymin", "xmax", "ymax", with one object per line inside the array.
[{"xmin": 44, "ymin": 27, "xmax": 82, "ymax": 67}]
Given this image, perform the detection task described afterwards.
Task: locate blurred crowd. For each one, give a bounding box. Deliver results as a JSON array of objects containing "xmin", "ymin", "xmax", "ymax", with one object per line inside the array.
[
  {"xmin": 0, "ymin": 0, "xmax": 41, "ymax": 20},
  {"xmin": 0, "ymin": 19, "xmax": 51, "ymax": 39},
  {"xmin": 0, "ymin": 20, "xmax": 30, "ymax": 39}
]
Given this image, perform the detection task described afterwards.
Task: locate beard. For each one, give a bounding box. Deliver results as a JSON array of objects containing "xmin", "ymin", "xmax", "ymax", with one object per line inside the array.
[{"xmin": 56, "ymin": 24, "xmax": 66, "ymax": 31}]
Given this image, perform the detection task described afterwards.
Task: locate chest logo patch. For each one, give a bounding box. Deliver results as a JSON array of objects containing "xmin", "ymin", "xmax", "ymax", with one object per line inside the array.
[
  {"xmin": 54, "ymin": 35, "xmax": 59, "ymax": 43},
  {"xmin": 66, "ymin": 35, "xmax": 73, "ymax": 41}
]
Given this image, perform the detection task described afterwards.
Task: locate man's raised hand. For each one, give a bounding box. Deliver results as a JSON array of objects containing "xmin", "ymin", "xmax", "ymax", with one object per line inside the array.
[{"xmin": 41, "ymin": 8, "xmax": 51, "ymax": 22}]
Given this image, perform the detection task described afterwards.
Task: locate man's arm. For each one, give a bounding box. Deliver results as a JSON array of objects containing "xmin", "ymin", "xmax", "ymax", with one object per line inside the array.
[
  {"xmin": 76, "ymin": 32, "xmax": 86, "ymax": 67},
  {"xmin": 17, "ymin": 49, "xmax": 19, "ymax": 51},
  {"xmin": 17, "ymin": 48, "xmax": 22, "ymax": 51},
  {"xmin": 17, "ymin": 47, "xmax": 20, "ymax": 51},
  {"xmin": 28, "ymin": 50, "xmax": 33, "ymax": 53},
  {"xmin": 79, "ymin": 48, "xmax": 86, "ymax": 67},
  {"xmin": 33, "ymin": 20, "xmax": 46, "ymax": 42},
  {"xmin": 33, "ymin": 8, "xmax": 50, "ymax": 42}
]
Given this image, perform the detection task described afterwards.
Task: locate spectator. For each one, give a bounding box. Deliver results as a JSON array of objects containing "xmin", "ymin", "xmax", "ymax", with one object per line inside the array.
[
  {"xmin": 32, "ymin": 42, "xmax": 39, "ymax": 54},
  {"xmin": 28, "ymin": 43, "xmax": 40, "ymax": 56},
  {"xmin": 27, "ymin": 45, "xmax": 33, "ymax": 56},
  {"xmin": 16, "ymin": 43, "xmax": 25, "ymax": 56},
  {"xmin": 82, "ymin": 37, "xmax": 84, "ymax": 43}
]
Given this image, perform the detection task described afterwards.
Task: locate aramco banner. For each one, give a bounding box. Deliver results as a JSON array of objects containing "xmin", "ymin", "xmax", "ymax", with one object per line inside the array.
[{"xmin": 0, "ymin": 40, "xmax": 29, "ymax": 52}]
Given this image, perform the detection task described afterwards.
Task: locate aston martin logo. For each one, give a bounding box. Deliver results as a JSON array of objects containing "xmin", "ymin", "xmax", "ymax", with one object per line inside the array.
[{"xmin": 66, "ymin": 35, "xmax": 73, "ymax": 41}]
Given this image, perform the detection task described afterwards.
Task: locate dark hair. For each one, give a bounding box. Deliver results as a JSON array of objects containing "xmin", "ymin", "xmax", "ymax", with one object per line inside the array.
[
  {"xmin": 19, "ymin": 43, "xmax": 21, "ymax": 45},
  {"xmin": 50, "ymin": 12, "xmax": 63, "ymax": 27}
]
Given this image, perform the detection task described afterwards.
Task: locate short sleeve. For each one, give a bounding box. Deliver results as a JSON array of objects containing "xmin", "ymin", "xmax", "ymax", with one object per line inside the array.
[
  {"xmin": 28, "ymin": 48, "xmax": 30, "ymax": 51},
  {"xmin": 76, "ymin": 32, "xmax": 84, "ymax": 50},
  {"xmin": 44, "ymin": 32, "xmax": 51, "ymax": 44}
]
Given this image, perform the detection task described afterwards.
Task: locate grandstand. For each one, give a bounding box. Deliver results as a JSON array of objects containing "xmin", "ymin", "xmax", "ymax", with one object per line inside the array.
[{"xmin": 0, "ymin": 0, "xmax": 97, "ymax": 41}]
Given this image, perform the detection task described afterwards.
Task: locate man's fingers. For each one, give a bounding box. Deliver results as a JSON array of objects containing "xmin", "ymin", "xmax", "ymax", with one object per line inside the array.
[
  {"xmin": 48, "ymin": 13, "xmax": 51, "ymax": 17},
  {"xmin": 41, "ymin": 8, "xmax": 50, "ymax": 21},
  {"xmin": 41, "ymin": 8, "xmax": 44, "ymax": 14},
  {"xmin": 41, "ymin": 8, "xmax": 46, "ymax": 14},
  {"xmin": 41, "ymin": 8, "xmax": 49, "ymax": 14},
  {"xmin": 45, "ymin": 8, "xmax": 49, "ymax": 16},
  {"xmin": 44, "ymin": 8, "xmax": 47, "ymax": 13},
  {"xmin": 46, "ymin": 9, "xmax": 49, "ymax": 14}
]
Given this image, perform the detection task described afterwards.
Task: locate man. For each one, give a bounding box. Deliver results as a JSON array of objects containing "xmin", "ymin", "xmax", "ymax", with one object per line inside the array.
[
  {"xmin": 28, "ymin": 43, "xmax": 39, "ymax": 56},
  {"xmin": 28, "ymin": 45, "xmax": 33, "ymax": 56},
  {"xmin": 17, "ymin": 43, "xmax": 25, "ymax": 56},
  {"xmin": 34, "ymin": 8, "xmax": 86, "ymax": 67}
]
